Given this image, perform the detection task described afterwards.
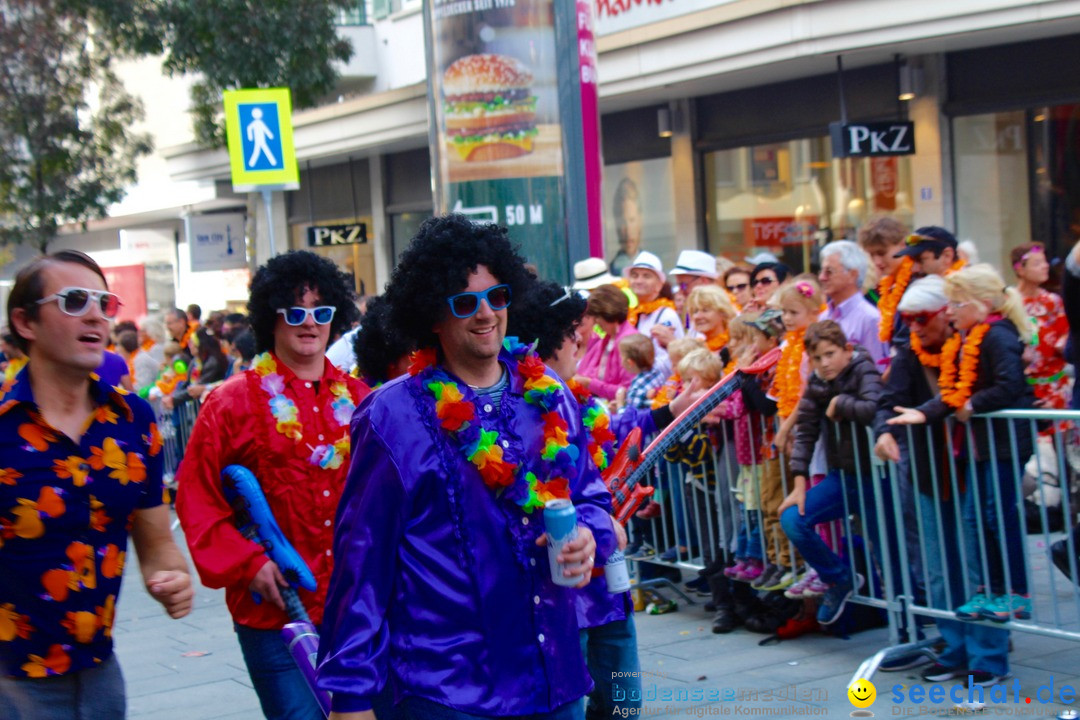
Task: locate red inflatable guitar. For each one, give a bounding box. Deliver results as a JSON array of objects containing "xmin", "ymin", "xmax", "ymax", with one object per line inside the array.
[{"xmin": 603, "ymin": 347, "xmax": 782, "ymax": 525}]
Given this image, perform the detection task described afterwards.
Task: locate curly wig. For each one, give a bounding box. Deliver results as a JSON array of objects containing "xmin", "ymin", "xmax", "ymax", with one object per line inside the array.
[
  {"xmin": 506, "ymin": 280, "xmax": 587, "ymax": 361},
  {"xmin": 352, "ymin": 296, "xmax": 414, "ymax": 385},
  {"xmin": 247, "ymin": 250, "xmax": 359, "ymax": 354},
  {"xmin": 385, "ymin": 214, "xmax": 534, "ymax": 350}
]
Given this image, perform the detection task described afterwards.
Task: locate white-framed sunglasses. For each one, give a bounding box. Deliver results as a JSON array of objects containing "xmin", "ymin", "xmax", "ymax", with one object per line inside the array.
[
  {"xmin": 37, "ymin": 287, "xmax": 122, "ymax": 318},
  {"xmin": 277, "ymin": 306, "xmax": 336, "ymax": 326}
]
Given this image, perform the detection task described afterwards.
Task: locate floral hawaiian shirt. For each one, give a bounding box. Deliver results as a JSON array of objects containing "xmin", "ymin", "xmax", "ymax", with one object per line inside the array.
[{"xmin": 0, "ymin": 365, "xmax": 163, "ymax": 678}]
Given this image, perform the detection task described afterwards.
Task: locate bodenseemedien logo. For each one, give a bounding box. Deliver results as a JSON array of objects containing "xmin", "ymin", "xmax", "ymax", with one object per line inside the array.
[{"xmin": 848, "ymin": 678, "xmax": 876, "ymax": 717}]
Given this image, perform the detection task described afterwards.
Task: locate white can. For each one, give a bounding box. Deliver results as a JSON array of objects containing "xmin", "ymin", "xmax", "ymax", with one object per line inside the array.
[{"xmin": 604, "ymin": 550, "xmax": 631, "ymax": 593}]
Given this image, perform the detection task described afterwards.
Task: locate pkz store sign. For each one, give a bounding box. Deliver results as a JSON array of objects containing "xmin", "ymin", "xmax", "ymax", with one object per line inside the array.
[
  {"xmin": 307, "ymin": 223, "xmax": 367, "ymax": 247},
  {"xmin": 829, "ymin": 121, "xmax": 915, "ymax": 158}
]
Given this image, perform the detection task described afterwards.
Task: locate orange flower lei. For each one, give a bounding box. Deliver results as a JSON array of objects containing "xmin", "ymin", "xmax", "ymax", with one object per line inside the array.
[
  {"xmin": 723, "ymin": 358, "xmax": 737, "ymax": 377},
  {"xmin": 705, "ymin": 330, "xmax": 729, "ymax": 353},
  {"xmin": 938, "ymin": 323, "xmax": 990, "ymax": 409},
  {"xmin": 878, "ymin": 256, "xmax": 913, "ymax": 342},
  {"xmin": 628, "ymin": 297, "xmax": 677, "ymax": 327},
  {"xmin": 945, "ymin": 257, "xmax": 967, "ymax": 276},
  {"xmin": 651, "ymin": 373, "xmax": 681, "ymax": 409},
  {"xmin": 909, "ymin": 332, "xmax": 943, "ymax": 368},
  {"xmin": 774, "ymin": 328, "xmax": 806, "ymax": 418}
]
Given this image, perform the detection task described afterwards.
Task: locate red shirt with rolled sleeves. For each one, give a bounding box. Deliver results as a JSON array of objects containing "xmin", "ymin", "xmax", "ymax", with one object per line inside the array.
[{"xmin": 175, "ymin": 354, "xmax": 369, "ymax": 629}]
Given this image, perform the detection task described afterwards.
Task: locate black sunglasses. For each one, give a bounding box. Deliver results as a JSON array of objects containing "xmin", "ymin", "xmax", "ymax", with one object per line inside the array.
[
  {"xmin": 752, "ymin": 277, "xmax": 776, "ymax": 288},
  {"xmin": 726, "ymin": 283, "xmax": 749, "ymax": 293}
]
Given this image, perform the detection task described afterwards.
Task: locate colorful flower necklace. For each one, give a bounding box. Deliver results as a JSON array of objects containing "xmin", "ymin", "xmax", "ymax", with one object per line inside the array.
[
  {"xmin": 567, "ymin": 380, "xmax": 616, "ymax": 471},
  {"xmin": 628, "ymin": 297, "xmax": 677, "ymax": 327},
  {"xmin": 409, "ymin": 340, "xmax": 577, "ymax": 512},
  {"xmin": 774, "ymin": 328, "xmax": 807, "ymax": 418},
  {"xmin": 705, "ymin": 329, "xmax": 730, "ymax": 353},
  {"xmin": 910, "ymin": 332, "xmax": 943, "ymax": 368},
  {"xmin": 252, "ymin": 353, "xmax": 355, "ymax": 469},
  {"xmin": 938, "ymin": 323, "xmax": 990, "ymax": 409},
  {"xmin": 878, "ymin": 256, "xmax": 913, "ymax": 342}
]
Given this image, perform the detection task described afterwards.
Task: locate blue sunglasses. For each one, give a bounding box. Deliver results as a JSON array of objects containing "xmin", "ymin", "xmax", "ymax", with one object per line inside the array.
[
  {"xmin": 446, "ymin": 284, "xmax": 511, "ymax": 319},
  {"xmin": 277, "ymin": 306, "xmax": 336, "ymax": 326}
]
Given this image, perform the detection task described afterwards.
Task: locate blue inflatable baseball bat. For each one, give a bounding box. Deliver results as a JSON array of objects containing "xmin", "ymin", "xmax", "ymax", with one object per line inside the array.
[{"xmin": 221, "ymin": 464, "xmax": 318, "ymax": 593}]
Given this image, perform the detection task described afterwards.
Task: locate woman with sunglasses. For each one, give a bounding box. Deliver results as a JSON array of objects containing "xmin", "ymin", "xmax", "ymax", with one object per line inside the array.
[
  {"xmin": 723, "ymin": 266, "xmax": 753, "ymax": 311},
  {"xmin": 176, "ymin": 251, "xmax": 369, "ymax": 720},
  {"xmin": 746, "ymin": 262, "xmax": 790, "ymax": 312}
]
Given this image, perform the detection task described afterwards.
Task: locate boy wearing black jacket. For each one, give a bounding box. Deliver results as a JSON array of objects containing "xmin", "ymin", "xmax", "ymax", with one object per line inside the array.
[{"xmin": 778, "ymin": 321, "xmax": 883, "ymax": 625}]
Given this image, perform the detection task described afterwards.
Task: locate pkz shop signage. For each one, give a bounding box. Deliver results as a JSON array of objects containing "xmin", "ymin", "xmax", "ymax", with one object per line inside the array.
[
  {"xmin": 307, "ymin": 223, "xmax": 367, "ymax": 247},
  {"xmin": 829, "ymin": 121, "xmax": 915, "ymax": 158}
]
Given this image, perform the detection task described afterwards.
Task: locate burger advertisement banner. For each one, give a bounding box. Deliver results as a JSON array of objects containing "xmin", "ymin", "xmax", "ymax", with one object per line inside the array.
[{"xmin": 424, "ymin": 0, "xmax": 601, "ymax": 283}]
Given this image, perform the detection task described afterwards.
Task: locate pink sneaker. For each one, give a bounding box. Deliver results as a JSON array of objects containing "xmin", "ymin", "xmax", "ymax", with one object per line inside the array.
[
  {"xmin": 735, "ymin": 558, "xmax": 764, "ymax": 582},
  {"xmin": 802, "ymin": 572, "xmax": 829, "ymax": 597},
  {"xmin": 724, "ymin": 560, "xmax": 748, "ymax": 579},
  {"xmin": 784, "ymin": 568, "xmax": 820, "ymax": 599}
]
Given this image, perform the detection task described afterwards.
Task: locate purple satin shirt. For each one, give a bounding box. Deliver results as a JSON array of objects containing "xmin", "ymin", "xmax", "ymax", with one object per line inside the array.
[{"xmin": 317, "ymin": 351, "xmax": 618, "ymax": 715}]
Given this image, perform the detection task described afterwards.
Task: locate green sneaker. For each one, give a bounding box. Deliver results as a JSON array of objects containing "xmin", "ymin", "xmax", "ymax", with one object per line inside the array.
[
  {"xmin": 979, "ymin": 593, "xmax": 1032, "ymax": 623},
  {"xmin": 955, "ymin": 591, "xmax": 990, "ymax": 620}
]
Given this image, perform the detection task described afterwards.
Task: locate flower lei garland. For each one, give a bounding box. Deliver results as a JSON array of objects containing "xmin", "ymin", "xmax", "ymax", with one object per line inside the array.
[
  {"xmin": 910, "ymin": 332, "xmax": 943, "ymax": 368},
  {"xmin": 409, "ymin": 340, "xmax": 578, "ymax": 512},
  {"xmin": 946, "ymin": 257, "xmax": 967, "ymax": 276},
  {"xmin": 567, "ymin": 380, "xmax": 616, "ymax": 471},
  {"xmin": 705, "ymin": 330, "xmax": 730, "ymax": 353},
  {"xmin": 628, "ymin": 297, "xmax": 677, "ymax": 327},
  {"xmin": 774, "ymin": 328, "xmax": 807, "ymax": 418},
  {"xmin": 937, "ymin": 323, "xmax": 990, "ymax": 409},
  {"xmin": 252, "ymin": 353, "xmax": 355, "ymax": 469},
  {"xmin": 651, "ymin": 373, "xmax": 681, "ymax": 409},
  {"xmin": 878, "ymin": 256, "xmax": 914, "ymax": 342}
]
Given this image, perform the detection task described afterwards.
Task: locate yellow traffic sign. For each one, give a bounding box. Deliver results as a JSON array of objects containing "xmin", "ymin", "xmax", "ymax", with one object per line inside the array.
[{"xmin": 223, "ymin": 88, "xmax": 299, "ymax": 191}]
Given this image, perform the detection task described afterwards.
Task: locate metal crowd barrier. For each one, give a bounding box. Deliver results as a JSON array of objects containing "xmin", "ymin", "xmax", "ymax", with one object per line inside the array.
[{"xmin": 622, "ymin": 407, "xmax": 1080, "ymax": 672}]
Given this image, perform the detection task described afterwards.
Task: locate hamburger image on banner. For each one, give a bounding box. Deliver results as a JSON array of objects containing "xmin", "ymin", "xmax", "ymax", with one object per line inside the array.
[{"xmin": 443, "ymin": 54, "xmax": 539, "ymax": 162}]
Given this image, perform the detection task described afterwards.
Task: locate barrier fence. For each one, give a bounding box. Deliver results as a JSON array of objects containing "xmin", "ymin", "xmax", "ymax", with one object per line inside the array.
[{"xmin": 621, "ymin": 406, "xmax": 1080, "ymax": 682}]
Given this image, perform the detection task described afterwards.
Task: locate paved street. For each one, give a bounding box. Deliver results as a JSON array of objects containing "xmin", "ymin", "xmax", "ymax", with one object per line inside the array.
[{"xmin": 114, "ymin": 512, "xmax": 1080, "ymax": 719}]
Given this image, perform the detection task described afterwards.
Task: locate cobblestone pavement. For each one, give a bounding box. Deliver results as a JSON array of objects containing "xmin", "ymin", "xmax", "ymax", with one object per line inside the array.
[{"xmin": 114, "ymin": 514, "xmax": 1080, "ymax": 719}]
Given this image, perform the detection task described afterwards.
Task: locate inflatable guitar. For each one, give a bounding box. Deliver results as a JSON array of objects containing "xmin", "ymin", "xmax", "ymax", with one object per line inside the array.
[
  {"xmin": 222, "ymin": 465, "xmax": 331, "ymax": 718},
  {"xmin": 602, "ymin": 347, "xmax": 782, "ymax": 525}
]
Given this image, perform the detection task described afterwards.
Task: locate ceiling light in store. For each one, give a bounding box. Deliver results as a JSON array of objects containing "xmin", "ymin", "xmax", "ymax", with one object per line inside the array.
[
  {"xmin": 1034, "ymin": 114, "xmax": 1047, "ymax": 122},
  {"xmin": 657, "ymin": 107, "xmax": 672, "ymax": 138},
  {"xmin": 898, "ymin": 63, "xmax": 920, "ymax": 101}
]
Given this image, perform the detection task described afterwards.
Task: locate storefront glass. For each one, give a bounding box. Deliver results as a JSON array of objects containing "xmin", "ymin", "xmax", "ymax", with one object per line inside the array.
[
  {"xmin": 601, "ymin": 158, "xmax": 678, "ymax": 277},
  {"xmin": 704, "ymin": 138, "xmax": 914, "ymax": 271}
]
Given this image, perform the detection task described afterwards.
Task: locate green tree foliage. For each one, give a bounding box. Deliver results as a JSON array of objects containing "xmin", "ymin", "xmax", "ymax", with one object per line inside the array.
[
  {"xmin": 0, "ymin": 0, "xmax": 152, "ymax": 252},
  {"xmin": 80, "ymin": 0, "xmax": 356, "ymax": 147}
]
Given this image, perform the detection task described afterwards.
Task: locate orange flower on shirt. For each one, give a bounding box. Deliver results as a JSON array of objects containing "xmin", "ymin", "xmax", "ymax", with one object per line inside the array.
[
  {"xmin": 101, "ymin": 544, "xmax": 125, "ymax": 579},
  {"xmin": 97, "ymin": 595, "xmax": 116, "ymax": 638},
  {"xmin": 4, "ymin": 487, "xmax": 66, "ymax": 540},
  {"xmin": 53, "ymin": 456, "xmax": 90, "ymax": 486},
  {"xmin": 89, "ymin": 496, "xmax": 111, "ymax": 532},
  {"xmin": 89, "ymin": 438, "xmax": 146, "ymax": 485},
  {"xmin": 18, "ymin": 423, "xmax": 57, "ymax": 452},
  {"xmin": 60, "ymin": 611, "xmax": 101, "ymax": 644},
  {"xmin": 92, "ymin": 405, "xmax": 119, "ymax": 425},
  {"xmin": 66, "ymin": 541, "xmax": 96, "ymax": 591},
  {"xmin": 0, "ymin": 468, "xmax": 22, "ymax": 485},
  {"xmin": 40, "ymin": 569, "xmax": 79, "ymax": 602},
  {"xmin": 21, "ymin": 644, "xmax": 71, "ymax": 678},
  {"xmin": 0, "ymin": 603, "xmax": 33, "ymax": 641},
  {"xmin": 145, "ymin": 422, "xmax": 163, "ymax": 456}
]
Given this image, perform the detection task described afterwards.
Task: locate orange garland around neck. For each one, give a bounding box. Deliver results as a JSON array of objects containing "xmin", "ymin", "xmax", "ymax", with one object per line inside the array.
[
  {"xmin": 945, "ymin": 257, "xmax": 967, "ymax": 276},
  {"xmin": 938, "ymin": 323, "xmax": 990, "ymax": 409},
  {"xmin": 774, "ymin": 328, "xmax": 807, "ymax": 418},
  {"xmin": 878, "ymin": 256, "xmax": 914, "ymax": 342},
  {"xmin": 909, "ymin": 332, "xmax": 945, "ymax": 369},
  {"xmin": 705, "ymin": 329, "xmax": 729, "ymax": 353},
  {"xmin": 628, "ymin": 297, "xmax": 677, "ymax": 327}
]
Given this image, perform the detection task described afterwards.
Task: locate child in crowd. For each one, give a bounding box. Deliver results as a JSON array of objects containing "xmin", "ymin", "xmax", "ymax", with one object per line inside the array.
[
  {"xmin": 651, "ymin": 337, "xmax": 707, "ymax": 409},
  {"xmin": 751, "ymin": 277, "xmax": 823, "ymax": 592},
  {"xmin": 778, "ymin": 320, "xmax": 883, "ymax": 625},
  {"xmin": 614, "ymin": 333, "xmax": 667, "ymax": 412},
  {"xmin": 713, "ymin": 310, "xmax": 784, "ymax": 584}
]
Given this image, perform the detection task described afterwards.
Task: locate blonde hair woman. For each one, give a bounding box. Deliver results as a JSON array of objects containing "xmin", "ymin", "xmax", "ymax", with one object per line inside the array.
[
  {"xmin": 686, "ymin": 285, "xmax": 738, "ymax": 357},
  {"xmin": 889, "ymin": 264, "xmax": 1035, "ymax": 636}
]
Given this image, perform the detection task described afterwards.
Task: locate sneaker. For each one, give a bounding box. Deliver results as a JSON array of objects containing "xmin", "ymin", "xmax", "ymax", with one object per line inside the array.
[
  {"xmin": 921, "ymin": 663, "xmax": 965, "ymax": 682},
  {"xmin": 955, "ymin": 591, "xmax": 991, "ymax": 620},
  {"xmin": 784, "ymin": 568, "xmax": 820, "ymax": 599},
  {"xmin": 967, "ymin": 670, "xmax": 1010, "ymax": 687},
  {"xmin": 627, "ymin": 544, "xmax": 655, "ymax": 560},
  {"xmin": 880, "ymin": 652, "xmax": 934, "ymax": 672},
  {"xmin": 659, "ymin": 546, "xmax": 692, "ymax": 562},
  {"xmin": 751, "ymin": 563, "xmax": 783, "ymax": 590},
  {"xmin": 756, "ymin": 564, "xmax": 793, "ymax": 591},
  {"xmin": 735, "ymin": 559, "xmax": 764, "ymax": 583},
  {"xmin": 816, "ymin": 573, "xmax": 864, "ymax": 626},
  {"xmin": 801, "ymin": 573, "xmax": 829, "ymax": 598},
  {"xmin": 723, "ymin": 560, "xmax": 748, "ymax": 579},
  {"xmin": 684, "ymin": 575, "xmax": 710, "ymax": 596},
  {"xmin": 979, "ymin": 593, "xmax": 1032, "ymax": 623}
]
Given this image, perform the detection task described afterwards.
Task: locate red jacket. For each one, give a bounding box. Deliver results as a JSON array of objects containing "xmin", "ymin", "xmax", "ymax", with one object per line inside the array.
[{"xmin": 176, "ymin": 354, "xmax": 369, "ymax": 629}]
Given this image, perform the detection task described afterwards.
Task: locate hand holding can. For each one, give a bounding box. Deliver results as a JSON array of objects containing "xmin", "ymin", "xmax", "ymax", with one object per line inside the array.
[{"xmin": 541, "ymin": 499, "xmax": 593, "ymax": 587}]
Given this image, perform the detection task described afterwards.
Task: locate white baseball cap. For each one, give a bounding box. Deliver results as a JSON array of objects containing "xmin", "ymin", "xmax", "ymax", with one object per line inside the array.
[
  {"xmin": 668, "ymin": 250, "xmax": 718, "ymax": 279},
  {"xmin": 572, "ymin": 257, "xmax": 618, "ymax": 290},
  {"xmin": 622, "ymin": 251, "xmax": 666, "ymax": 284}
]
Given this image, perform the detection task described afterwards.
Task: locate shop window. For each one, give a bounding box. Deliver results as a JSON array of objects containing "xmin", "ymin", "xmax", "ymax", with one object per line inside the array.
[
  {"xmin": 390, "ymin": 211, "xmax": 431, "ymax": 267},
  {"xmin": 953, "ymin": 111, "xmax": 1031, "ymax": 272},
  {"xmin": 601, "ymin": 158, "xmax": 678, "ymax": 277},
  {"xmin": 704, "ymin": 138, "xmax": 914, "ymax": 272},
  {"xmin": 1030, "ymin": 105, "xmax": 1080, "ymax": 262}
]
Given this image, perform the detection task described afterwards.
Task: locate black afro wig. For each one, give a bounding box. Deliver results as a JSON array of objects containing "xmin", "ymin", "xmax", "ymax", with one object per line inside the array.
[
  {"xmin": 506, "ymin": 280, "xmax": 587, "ymax": 361},
  {"xmin": 247, "ymin": 250, "xmax": 359, "ymax": 354},
  {"xmin": 352, "ymin": 295, "xmax": 414, "ymax": 385},
  {"xmin": 384, "ymin": 214, "xmax": 534, "ymax": 350}
]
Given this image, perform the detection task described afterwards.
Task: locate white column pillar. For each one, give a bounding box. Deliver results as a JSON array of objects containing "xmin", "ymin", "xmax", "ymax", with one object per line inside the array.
[
  {"xmin": 909, "ymin": 54, "xmax": 950, "ymax": 229},
  {"xmin": 369, "ymin": 155, "xmax": 390, "ymax": 292}
]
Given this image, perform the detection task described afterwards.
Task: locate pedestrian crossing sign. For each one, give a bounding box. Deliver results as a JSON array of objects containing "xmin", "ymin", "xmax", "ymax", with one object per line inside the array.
[{"xmin": 224, "ymin": 88, "xmax": 300, "ymax": 191}]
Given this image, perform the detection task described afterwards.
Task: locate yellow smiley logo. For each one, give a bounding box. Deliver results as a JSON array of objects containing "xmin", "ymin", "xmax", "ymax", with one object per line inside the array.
[{"xmin": 848, "ymin": 678, "xmax": 876, "ymax": 709}]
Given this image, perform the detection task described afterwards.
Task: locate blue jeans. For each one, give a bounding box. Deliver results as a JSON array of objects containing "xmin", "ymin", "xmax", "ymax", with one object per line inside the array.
[
  {"xmin": 779, "ymin": 469, "xmax": 900, "ymax": 587},
  {"xmin": 580, "ymin": 616, "xmax": 642, "ymax": 720},
  {"xmin": 918, "ymin": 491, "xmax": 1010, "ymax": 676},
  {"xmin": 399, "ymin": 696, "xmax": 583, "ymax": 720},
  {"xmin": 0, "ymin": 652, "xmax": 124, "ymax": 720},
  {"xmin": 964, "ymin": 460, "xmax": 1027, "ymax": 595},
  {"xmin": 734, "ymin": 502, "xmax": 763, "ymax": 560},
  {"xmin": 235, "ymin": 624, "xmax": 323, "ymax": 720}
]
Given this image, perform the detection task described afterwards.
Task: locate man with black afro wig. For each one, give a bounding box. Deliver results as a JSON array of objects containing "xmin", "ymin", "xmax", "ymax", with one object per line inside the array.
[
  {"xmin": 506, "ymin": 280, "xmax": 588, "ymax": 376},
  {"xmin": 176, "ymin": 250, "xmax": 370, "ymax": 720},
  {"xmin": 351, "ymin": 295, "xmax": 414, "ymax": 386},
  {"xmin": 318, "ymin": 214, "xmax": 620, "ymax": 718}
]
